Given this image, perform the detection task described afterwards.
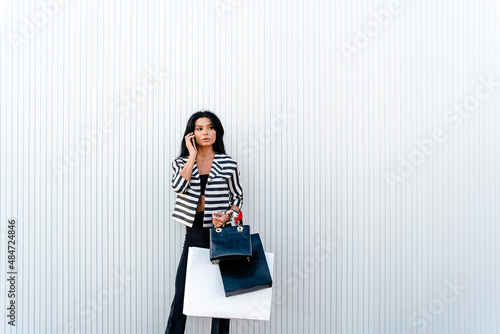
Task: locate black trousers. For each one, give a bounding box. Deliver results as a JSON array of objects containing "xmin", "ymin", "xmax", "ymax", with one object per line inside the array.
[{"xmin": 165, "ymin": 211, "xmax": 230, "ymax": 334}]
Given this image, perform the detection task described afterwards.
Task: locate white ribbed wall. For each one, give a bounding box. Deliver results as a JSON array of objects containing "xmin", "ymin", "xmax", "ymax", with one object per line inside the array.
[{"xmin": 1, "ymin": 0, "xmax": 499, "ymax": 333}]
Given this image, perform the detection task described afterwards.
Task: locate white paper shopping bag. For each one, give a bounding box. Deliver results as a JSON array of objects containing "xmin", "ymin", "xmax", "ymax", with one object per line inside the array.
[{"xmin": 183, "ymin": 246, "xmax": 274, "ymax": 321}]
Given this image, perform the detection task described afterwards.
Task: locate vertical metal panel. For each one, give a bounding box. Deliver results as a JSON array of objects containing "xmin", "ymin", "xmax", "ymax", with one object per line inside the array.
[{"xmin": 0, "ymin": 0, "xmax": 499, "ymax": 333}]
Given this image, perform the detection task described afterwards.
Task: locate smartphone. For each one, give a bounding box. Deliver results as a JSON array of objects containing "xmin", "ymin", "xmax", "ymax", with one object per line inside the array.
[{"xmin": 191, "ymin": 134, "xmax": 197, "ymax": 149}]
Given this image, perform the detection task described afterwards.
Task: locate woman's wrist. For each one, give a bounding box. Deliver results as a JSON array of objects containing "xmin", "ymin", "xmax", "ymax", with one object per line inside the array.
[{"xmin": 224, "ymin": 210, "xmax": 238, "ymax": 223}]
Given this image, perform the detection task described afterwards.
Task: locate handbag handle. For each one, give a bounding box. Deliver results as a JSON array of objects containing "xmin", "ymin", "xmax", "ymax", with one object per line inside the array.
[{"xmin": 215, "ymin": 217, "xmax": 245, "ymax": 233}]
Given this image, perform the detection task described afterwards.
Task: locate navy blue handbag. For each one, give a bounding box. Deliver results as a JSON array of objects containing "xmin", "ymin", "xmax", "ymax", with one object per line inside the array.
[
  {"xmin": 209, "ymin": 219, "xmax": 252, "ymax": 264},
  {"xmin": 218, "ymin": 233, "xmax": 273, "ymax": 297}
]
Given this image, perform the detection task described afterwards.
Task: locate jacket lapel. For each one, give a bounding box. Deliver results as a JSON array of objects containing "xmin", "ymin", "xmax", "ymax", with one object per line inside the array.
[
  {"xmin": 190, "ymin": 153, "xmax": 224, "ymax": 181},
  {"xmin": 208, "ymin": 154, "xmax": 224, "ymax": 182},
  {"xmin": 192, "ymin": 161, "xmax": 200, "ymax": 179}
]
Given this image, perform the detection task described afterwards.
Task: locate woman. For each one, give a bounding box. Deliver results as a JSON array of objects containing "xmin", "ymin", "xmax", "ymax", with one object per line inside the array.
[{"xmin": 165, "ymin": 110, "xmax": 243, "ymax": 334}]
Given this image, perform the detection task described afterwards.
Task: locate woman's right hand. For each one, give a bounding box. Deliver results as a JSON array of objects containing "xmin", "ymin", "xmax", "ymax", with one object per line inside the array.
[{"xmin": 185, "ymin": 132, "xmax": 198, "ymax": 157}]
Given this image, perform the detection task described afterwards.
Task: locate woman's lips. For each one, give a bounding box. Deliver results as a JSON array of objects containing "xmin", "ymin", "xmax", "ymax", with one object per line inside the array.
[{"xmin": 202, "ymin": 138, "xmax": 210, "ymax": 141}]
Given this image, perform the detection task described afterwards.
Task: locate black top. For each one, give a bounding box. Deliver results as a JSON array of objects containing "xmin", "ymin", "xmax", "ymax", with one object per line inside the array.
[{"xmin": 199, "ymin": 173, "xmax": 209, "ymax": 196}]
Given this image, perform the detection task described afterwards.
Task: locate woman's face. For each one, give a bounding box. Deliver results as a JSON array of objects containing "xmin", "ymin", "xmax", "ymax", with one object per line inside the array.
[{"xmin": 193, "ymin": 117, "xmax": 217, "ymax": 147}]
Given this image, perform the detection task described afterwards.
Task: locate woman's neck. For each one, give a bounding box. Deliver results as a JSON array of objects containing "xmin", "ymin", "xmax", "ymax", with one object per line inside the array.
[{"xmin": 196, "ymin": 146, "xmax": 216, "ymax": 160}]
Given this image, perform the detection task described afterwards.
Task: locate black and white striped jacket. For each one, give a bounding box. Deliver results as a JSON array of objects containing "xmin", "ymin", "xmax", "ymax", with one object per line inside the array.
[{"xmin": 171, "ymin": 153, "xmax": 244, "ymax": 227}]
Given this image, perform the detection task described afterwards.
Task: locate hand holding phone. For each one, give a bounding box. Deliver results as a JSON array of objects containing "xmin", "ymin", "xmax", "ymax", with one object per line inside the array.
[{"xmin": 184, "ymin": 132, "xmax": 198, "ymax": 157}]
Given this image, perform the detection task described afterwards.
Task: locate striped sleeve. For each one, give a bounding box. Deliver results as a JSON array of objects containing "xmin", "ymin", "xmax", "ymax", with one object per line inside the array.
[
  {"xmin": 227, "ymin": 162, "xmax": 243, "ymax": 210},
  {"xmin": 171, "ymin": 159, "xmax": 190, "ymax": 194}
]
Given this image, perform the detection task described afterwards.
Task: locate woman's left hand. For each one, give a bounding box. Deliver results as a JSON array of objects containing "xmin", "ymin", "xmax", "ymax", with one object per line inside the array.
[{"xmin": 212, "ymin": 212, "xmax": 230, "ymax": 228}]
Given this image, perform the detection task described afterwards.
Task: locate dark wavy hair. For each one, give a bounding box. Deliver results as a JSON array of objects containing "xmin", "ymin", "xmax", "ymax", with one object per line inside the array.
[{"xmin": 177, "ymin": 110, "xmax": 227, "ymax": 158}]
